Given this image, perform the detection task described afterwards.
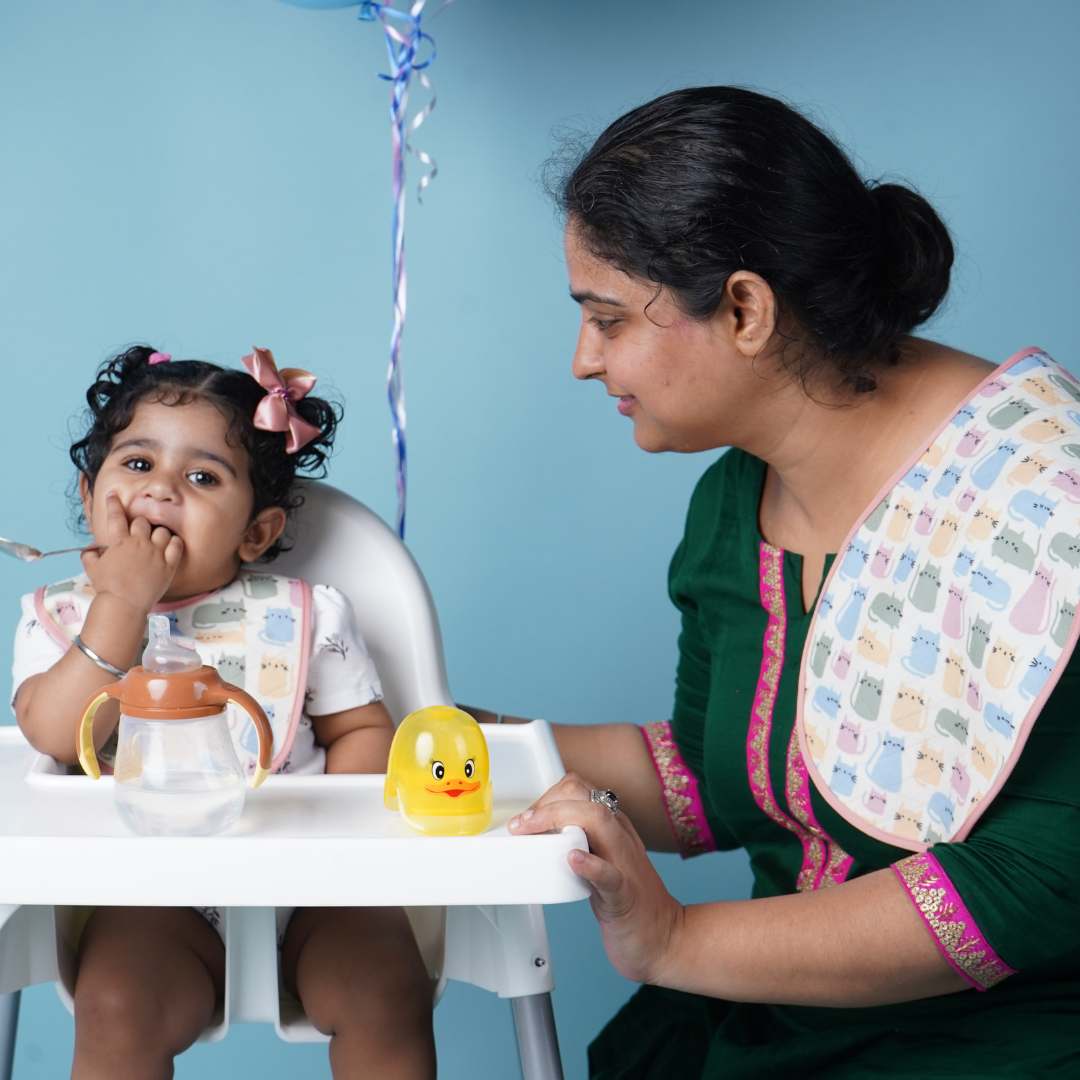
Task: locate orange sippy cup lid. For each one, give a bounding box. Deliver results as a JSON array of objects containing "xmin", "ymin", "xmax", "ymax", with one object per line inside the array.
[{"xmin": 76, "ymin": 615, "xmax": 275, "ymax": 786}]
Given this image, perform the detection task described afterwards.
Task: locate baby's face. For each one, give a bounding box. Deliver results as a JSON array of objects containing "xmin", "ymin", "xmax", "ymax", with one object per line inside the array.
[{"xmin": 83, "ymin": 398, "xmax": 281, "ymax": 599}]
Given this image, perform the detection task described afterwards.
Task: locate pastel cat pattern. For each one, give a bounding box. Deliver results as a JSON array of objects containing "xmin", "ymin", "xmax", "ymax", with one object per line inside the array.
[
  {"xmin": 800, "ymin": 351, "xmax": 1080, "ymax": 848},
  {"xmin": 37, "ymin": 570, "xmax": 312, "ymax": 776}
]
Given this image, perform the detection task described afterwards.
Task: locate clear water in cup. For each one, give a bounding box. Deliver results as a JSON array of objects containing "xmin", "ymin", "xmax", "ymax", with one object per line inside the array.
[
  {"xmin": 116, "ymin": 771, "xmax": 245, "ymax": 836},
  {"xmin": 114, "ymin": 713, "xmax": 247, "ymax": 836}
]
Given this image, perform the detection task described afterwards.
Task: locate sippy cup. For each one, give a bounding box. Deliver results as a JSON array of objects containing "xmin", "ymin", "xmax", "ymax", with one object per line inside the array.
[{"xmin": 77, "ymin": 615, "xmax": 273, "ymax": 836}]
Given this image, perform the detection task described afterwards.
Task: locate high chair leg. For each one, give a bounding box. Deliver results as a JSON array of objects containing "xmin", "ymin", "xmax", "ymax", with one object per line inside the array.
[
  {"xmin": 0, "ymin": 990, "xmax": 19, "ymax": 1080},
  {"xmin": 511, "ymin": 992, "xmax": 563, "ymax": 1080}
]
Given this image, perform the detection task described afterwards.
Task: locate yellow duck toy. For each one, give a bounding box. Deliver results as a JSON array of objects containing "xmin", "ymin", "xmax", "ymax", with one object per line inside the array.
[{"xmin": 384, "ymin": 705, "xmax": 493, "ymax": 835}]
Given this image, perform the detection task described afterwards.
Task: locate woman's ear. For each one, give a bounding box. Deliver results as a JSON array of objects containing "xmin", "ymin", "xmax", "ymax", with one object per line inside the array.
[
  {"xmin": 238, "ymin": 507, "xmax": 288, "ymax": 563},
  {"xmin": 723, "ymin": 271, "xmax": 778, "ymax": 358}
]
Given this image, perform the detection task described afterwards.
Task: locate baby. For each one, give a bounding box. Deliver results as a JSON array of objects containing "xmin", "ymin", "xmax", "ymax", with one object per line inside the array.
[{"xmin": 12, "ymin": 346, "xmax": 435, "ymax": 1078}]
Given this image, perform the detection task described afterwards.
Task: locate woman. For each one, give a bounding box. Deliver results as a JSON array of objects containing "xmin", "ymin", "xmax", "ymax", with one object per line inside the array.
[{"xmin": 481, "ymin": 87, "xmax": 1080, "ymax": 1076}]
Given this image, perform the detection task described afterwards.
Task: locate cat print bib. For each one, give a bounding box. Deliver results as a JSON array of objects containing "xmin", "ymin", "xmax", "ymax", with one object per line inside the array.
[
  {"xmin": 798, "ymin": 348, "xmax": 1080, "ymax": 850},
  {"xmin": 35, "ymin": 570, "xmax": 312, "ymax": 773}
]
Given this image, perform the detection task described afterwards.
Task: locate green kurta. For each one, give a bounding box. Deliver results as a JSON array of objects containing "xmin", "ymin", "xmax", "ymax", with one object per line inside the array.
[{"xmin": 589, "ymin": 449, "xmax": 1080, "ymax": 1079}]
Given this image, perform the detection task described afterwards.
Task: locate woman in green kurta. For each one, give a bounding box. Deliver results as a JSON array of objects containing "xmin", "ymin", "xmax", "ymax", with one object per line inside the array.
[
  {"xmin": 498, "ymin": 87, "xmax": 1080, "ymax": 1076},
  {"xmin": 587, "ymin": 447, "xmax": 1080, "ymax": 1076}
]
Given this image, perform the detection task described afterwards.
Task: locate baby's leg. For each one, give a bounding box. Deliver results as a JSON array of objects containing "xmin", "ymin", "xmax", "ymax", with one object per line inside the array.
[
  {"xmin": 282, "ymin": 906, "xmax": 435, "ymax": 1080},
  {"xmin": 72, "ymin": 906, "xmax": 224, "ymax": 1080}
]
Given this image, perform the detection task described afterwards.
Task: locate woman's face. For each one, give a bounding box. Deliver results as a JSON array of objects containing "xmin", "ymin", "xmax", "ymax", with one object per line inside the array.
[{"xmin": 564, "ymin": 224, "xmax": 765, "ymax": 454}]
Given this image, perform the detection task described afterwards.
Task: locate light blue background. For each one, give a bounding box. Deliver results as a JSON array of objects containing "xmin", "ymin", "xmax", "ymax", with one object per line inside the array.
[{"xmin": 2, "ymin": 1, "xmax": 1078, "ymax": 1076}]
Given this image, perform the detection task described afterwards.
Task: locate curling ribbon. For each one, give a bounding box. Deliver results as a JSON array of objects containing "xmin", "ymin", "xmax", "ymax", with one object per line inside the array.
[
  {"xmin": 361, "ymin": 0, "xmax": 448, "ymax": 538},
  {"xmin": 283, "ymin": 0, "xmax": 448, "ymax": 538}
]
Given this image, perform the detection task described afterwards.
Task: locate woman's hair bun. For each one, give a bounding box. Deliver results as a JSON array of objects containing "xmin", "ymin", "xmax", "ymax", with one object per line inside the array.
[{"xmin": 869, "ymin": 182, "xmax": 954, "ymax": 333}]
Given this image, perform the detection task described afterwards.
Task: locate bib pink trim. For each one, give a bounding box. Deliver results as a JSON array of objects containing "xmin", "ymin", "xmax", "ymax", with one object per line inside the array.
[{"xmin": 271, "ymin": 578, "xmax": 312, "ymax": 773}]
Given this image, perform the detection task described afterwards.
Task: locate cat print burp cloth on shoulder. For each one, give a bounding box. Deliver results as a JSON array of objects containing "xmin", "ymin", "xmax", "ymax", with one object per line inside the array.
[{"xmin": 798, "ymin": 348, "xmax": 1080, "ymax": 850}]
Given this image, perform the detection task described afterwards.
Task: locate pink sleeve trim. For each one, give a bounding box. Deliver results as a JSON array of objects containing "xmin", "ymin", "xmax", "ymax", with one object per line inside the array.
[
  {"xmin": 641, "ymin": 721, "xmax": 716, "ymax": 858},
  {"xmin": 892, "ymin": 852, "xmax": 1016, "ymax": 991}
]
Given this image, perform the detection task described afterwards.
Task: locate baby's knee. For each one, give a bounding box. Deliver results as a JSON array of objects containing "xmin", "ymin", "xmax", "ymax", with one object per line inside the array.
[
  {"xmin": 73, "ymin": 964, "xmax": 171, "ymax": 1053},
  {"xmin": 305, "ymin": 956, "xmax": 433, "ymax": 1041}
]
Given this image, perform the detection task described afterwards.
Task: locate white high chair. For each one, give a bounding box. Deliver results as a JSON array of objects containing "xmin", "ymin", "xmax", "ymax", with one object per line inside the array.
[{"xmin": 0, "ymin": 482, "xmax": 585, "ymax": 1079}]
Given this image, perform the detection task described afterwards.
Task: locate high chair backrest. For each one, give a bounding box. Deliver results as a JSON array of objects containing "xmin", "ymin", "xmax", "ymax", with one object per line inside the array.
[{"xmin": 265, "ymin": 481, "xmax": 453, "ymax": 723}]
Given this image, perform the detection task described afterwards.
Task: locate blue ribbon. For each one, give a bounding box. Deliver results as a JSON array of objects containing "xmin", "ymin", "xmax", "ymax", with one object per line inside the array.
[{"xmin": 284, "ymin": 0, "xmax": 448, "ymax": 539}]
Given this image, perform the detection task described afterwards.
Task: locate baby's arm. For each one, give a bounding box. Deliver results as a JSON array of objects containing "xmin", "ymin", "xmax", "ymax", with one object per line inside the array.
[
  {"xmin": 311, "ymin": 702, "xmax": 394, "ymax": 774},
  {"xmin": 16, "ymin": 493, "xmax": 182, "ymax": 763},
  {"xmin": 305, "ymin": 584, "xmax": 393, "ymax": 773}
]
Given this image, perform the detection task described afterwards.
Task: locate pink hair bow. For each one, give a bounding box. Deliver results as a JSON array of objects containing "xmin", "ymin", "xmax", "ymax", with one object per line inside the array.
[{"xmin": 241, "ymin": 346, "xmax": 322, "ymax": 454}]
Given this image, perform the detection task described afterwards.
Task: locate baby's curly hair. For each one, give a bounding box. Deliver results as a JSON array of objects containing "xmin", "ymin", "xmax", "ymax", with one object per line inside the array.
[{"xmin": 69, "ymin": 344, "xmax": 342, "ymax": 561}]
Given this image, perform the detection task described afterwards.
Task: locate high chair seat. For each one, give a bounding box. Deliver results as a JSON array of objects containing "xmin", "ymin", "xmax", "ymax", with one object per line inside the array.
[{"xmin": 0, "ymin": 482, "xmax": 582, "ymax": 1079}]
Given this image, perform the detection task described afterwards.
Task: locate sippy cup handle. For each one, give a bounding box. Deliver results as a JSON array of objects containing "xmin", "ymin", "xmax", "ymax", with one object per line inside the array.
[
  {"xmin": 77, "ymin": 683, "xmax": 121, "ymax": 780},
  {"xmin": 210, "ymin": 683, "xmax": 274, "ymax": 789}
]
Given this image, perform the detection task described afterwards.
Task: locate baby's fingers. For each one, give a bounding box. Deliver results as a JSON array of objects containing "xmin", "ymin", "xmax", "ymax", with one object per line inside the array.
[
  {"xmin": 103, "ymin": 492, "xmax": 129, "ymax": 544},
  {"xmin": 149, "ymin": 526, "xmax": 174, "ymax": 550},
  {"xmin": 164, "ymin": 534, "xmax": 184, "ymax": 569}
]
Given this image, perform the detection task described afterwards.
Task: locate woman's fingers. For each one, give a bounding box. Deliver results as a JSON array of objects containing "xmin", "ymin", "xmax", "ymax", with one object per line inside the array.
[
  {"xmin": 509, "ymin": 795, "xmax": 631, "ymax": 857},
  {"xmin": 568, "ymin": 848, "xmax": 626, "ymax": 899},
  {"xmin": 525, "ymin": 771, "xmax": 593, "ymax": 813}
]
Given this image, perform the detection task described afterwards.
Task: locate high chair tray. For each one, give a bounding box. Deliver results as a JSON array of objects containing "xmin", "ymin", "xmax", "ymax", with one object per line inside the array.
[{"xmin": 0, "ymin": 723, "xmax": 589, "ymax": 908}]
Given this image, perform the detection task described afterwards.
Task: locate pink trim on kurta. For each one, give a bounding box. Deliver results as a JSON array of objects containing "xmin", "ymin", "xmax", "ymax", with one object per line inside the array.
[
  {"xmin": 795, "ymin": 346, "xmax": 1054, "ymax": 852},
  {"xmin": 640, "ymin": 721, "xmax": 716, "ymax": 858},
  {"xmin": 784, "ymin": 725, "xmax": 854, "ymax": 889},
  {"xmin": 892, "ymin": 852, "xmax": 1015, "ymax": 991},
  {"xmin": 750, "ymin": 543, "xmax": 852, "ymax": 891}
]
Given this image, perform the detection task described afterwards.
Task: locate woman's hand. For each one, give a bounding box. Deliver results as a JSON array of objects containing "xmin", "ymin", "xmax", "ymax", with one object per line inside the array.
[
  {"xmin": 81, "ymin": 492, "xmax": 184, "ymax": 615},
  {"xmin": 509, "ymin": 771, "xmax": 685, "ymax": 985}
]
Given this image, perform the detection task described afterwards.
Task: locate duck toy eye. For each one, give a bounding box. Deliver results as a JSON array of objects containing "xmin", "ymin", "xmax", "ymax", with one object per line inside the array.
[{"xmin": 431, "ymin": 760, "xmax": 445, "ymax": 781}]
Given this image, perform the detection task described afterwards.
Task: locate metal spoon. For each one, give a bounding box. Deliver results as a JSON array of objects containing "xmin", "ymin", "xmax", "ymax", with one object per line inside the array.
[{"xmin": 0, "ymin": 537, "xmax": 96, "ymax": 563}]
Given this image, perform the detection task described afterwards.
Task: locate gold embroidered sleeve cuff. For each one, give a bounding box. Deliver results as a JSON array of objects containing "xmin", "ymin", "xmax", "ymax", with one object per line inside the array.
[
  {"xmin": 893, "ymin": 851, "xmax": 1016, "ymax": 991},
  {"xmin": 641, "ymin": 721, "xmax": 716, "ymax": 858}
]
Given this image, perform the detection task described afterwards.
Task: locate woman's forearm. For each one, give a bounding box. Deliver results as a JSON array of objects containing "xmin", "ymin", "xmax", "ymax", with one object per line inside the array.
[
  {"xmin": 460, "ymin": 705, "xmax": 678, "ymax": 851},
  {"xmin": 550, "ymin": 722, "xmax": 676, "ymax": 852},
  {"xmin": 656, "ymin": 867, "xmax": 966, "ymax": 1007}
]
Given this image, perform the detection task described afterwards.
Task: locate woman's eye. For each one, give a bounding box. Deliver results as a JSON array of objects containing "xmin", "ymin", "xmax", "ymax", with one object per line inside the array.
[
  {"xmin": 588, "ymin": 316, "xmax": 620, "ymax": 333},
  {"xmin": 464, "ymin": 758, "xmax": 475, "ymax": 779},
  {"xmin": 122, "ymin": 457, "xmax": 151, "ymax": 472},
  {"xmin": 431, "ymin": 761, "xmax": 445, "ymax": 781},
  {"xmin": 187, "ymin": 469, "xmax": 218, "ymax": 487}
]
